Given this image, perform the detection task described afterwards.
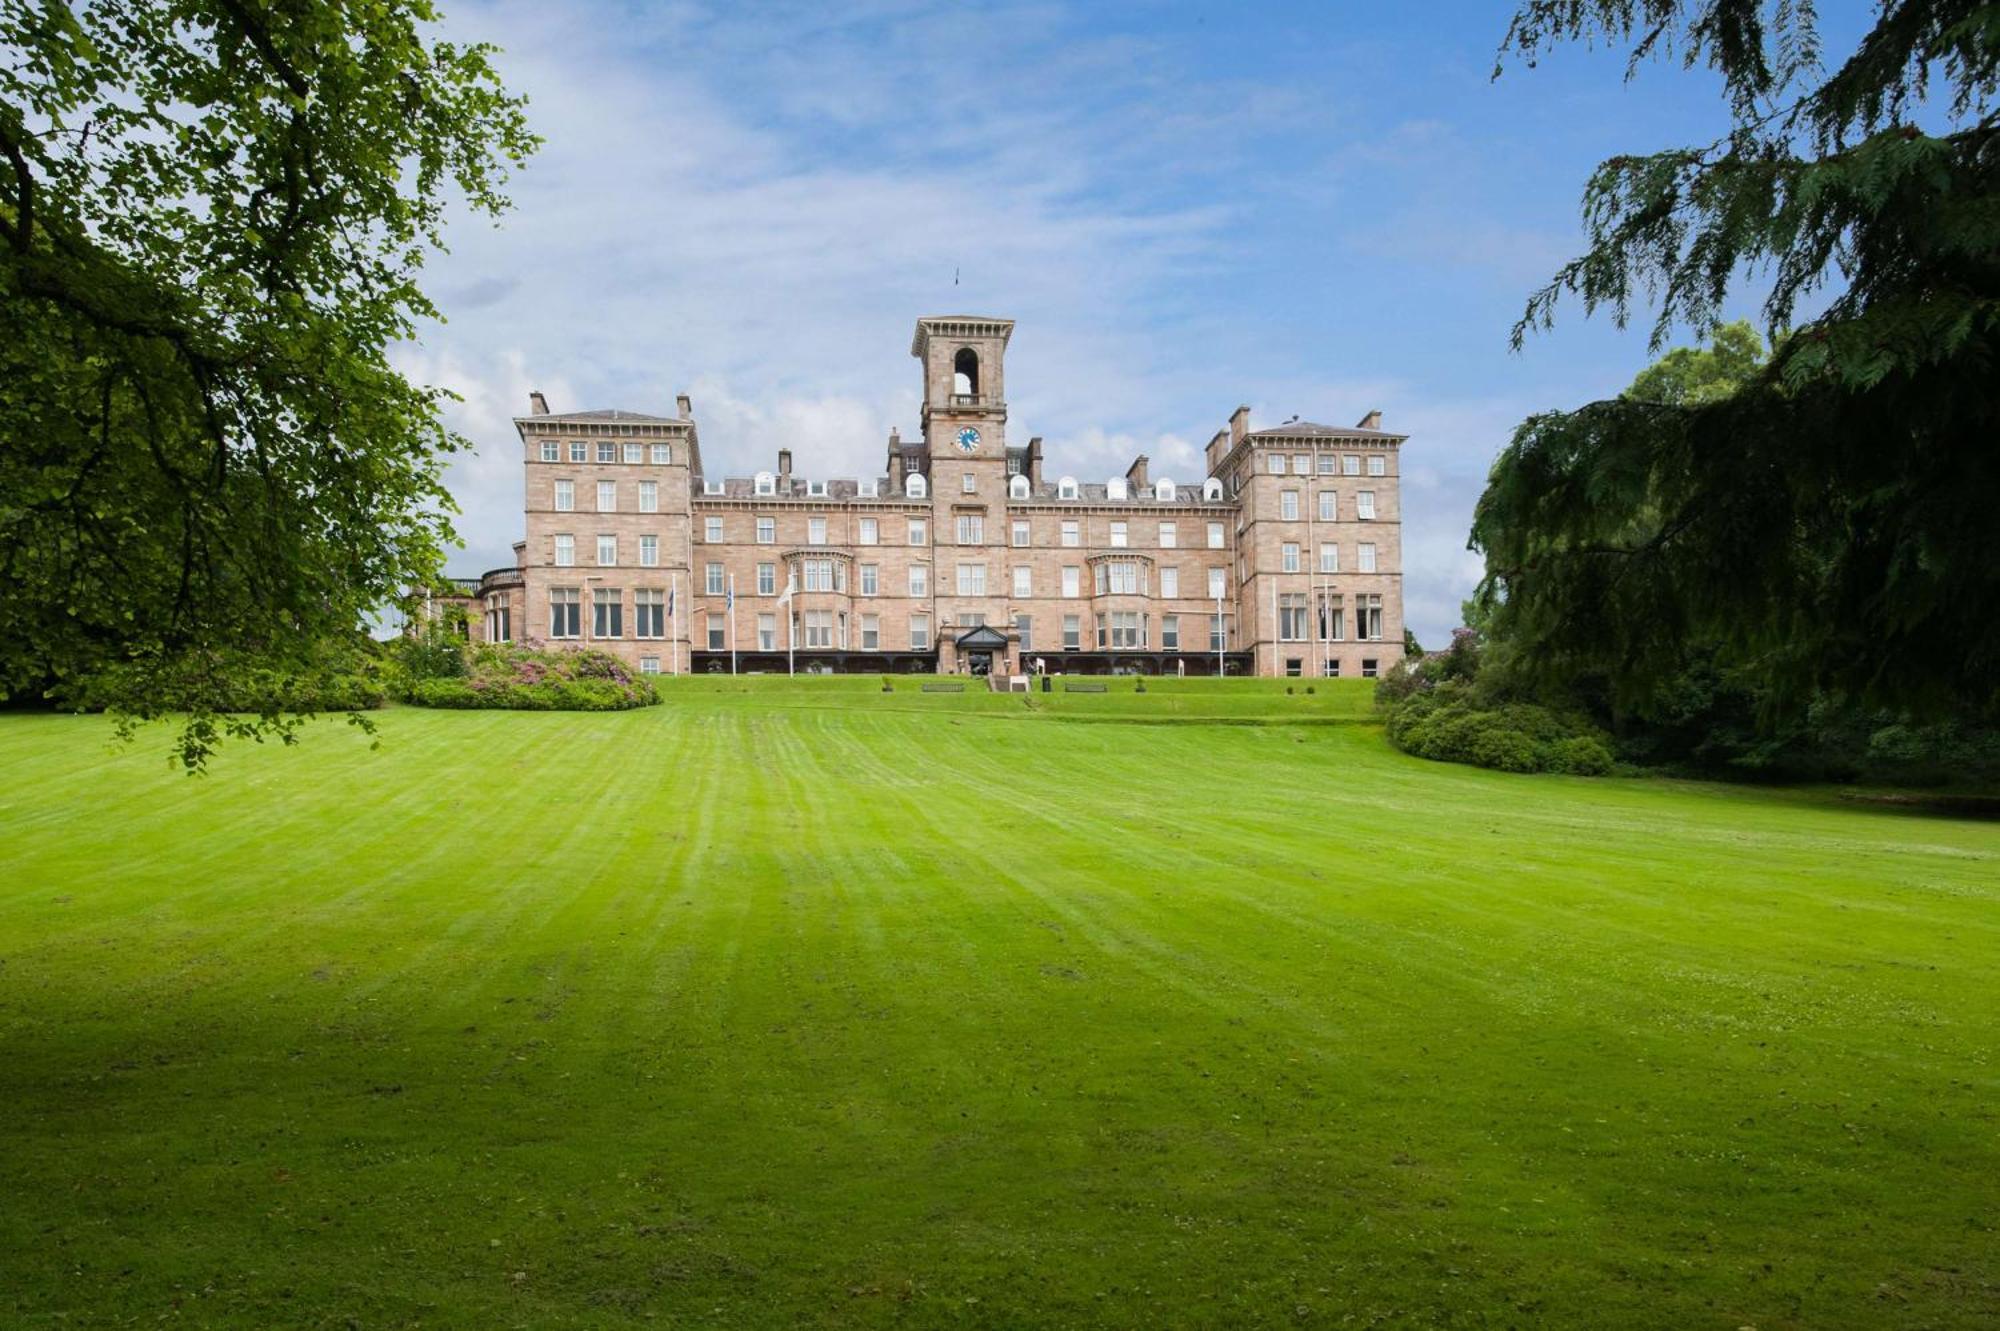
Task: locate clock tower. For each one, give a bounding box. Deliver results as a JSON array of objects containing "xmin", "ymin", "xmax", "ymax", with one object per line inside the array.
[
  {"xmin": 912, "ymin": 316, "xmax": 1012, "ymax": 452},
  {"xmin": 913, "ymin": 316, "xmax": 1014, "ymax": 666}
]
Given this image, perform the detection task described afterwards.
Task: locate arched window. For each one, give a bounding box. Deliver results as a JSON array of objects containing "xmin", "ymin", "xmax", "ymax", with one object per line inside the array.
[
  {"xmin": 1008, "ymin": 474, "xmax": 1030, "ymax": 499},
  {"xmin": 754, "ymin": 471, "xmax": 775, "ymax": 496},
  {"xmin": 1106, "ymin": 477, "xmax": 1128, "ymax": 501},
  {"xmin": 1154, "ymin": 477, "xmax": 1176, "ymax": 501},
  {"xmin": 1202, "ymin": 477, "xmax": 1223, "ymax": 501},
  {"xmin": 1057, "ymin": 476, "xmax": 1079, "ymax": 500},
  {"xmin": 905, "ymin": 472, "xmax": 928, "ymax": 498},
  {"xmin": 952, "ymin": 347, "xmax": 980, "ymax": 397}
]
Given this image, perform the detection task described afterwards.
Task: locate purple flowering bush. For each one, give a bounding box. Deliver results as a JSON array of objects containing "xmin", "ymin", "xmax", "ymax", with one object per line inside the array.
[{"xmin": 400, "ymin": 644, "xmax": 658, "ymax": 711}]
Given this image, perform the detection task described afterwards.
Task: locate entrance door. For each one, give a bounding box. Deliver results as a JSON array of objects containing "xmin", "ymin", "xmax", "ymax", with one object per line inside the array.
[{"xmin": 969, "ymin": 652, "xmax": 992, "ymax": 676}]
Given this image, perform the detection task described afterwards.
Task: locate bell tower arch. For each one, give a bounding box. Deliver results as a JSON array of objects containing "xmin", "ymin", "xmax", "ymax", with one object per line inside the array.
[{"xmin": 913, "ymin": 316, "xmax": 1013, "ymax": 453}]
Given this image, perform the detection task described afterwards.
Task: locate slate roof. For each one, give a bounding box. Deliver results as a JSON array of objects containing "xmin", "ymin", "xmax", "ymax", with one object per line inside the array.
[
  {"xmin": 532, "ymin": 408, "xmax": 680, "ymax": 423},
  {"xmin": 1247, "ymin": 420, "xmax": 1401, "ymax": 440}
]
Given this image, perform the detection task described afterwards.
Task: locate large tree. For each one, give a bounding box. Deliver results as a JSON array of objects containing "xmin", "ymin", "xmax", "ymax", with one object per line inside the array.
[
  {"xmin": 0, "ymin": 0, "xmax": 534, "ymax": 765},
  {"xmin": 1472, "ymin": 1, "xmax": 1998, "ymax": 718}
]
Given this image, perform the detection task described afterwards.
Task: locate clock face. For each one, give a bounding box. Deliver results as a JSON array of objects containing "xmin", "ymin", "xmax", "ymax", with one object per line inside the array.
[{"xmin": 955, "ymin": 426, "xmax": 981, "ymax": 453}]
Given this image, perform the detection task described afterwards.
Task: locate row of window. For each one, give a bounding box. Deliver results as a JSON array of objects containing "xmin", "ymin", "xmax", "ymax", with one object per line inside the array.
[
  {"xmin": 551, "ymin": 534, "xmax": 663, "ymax": 567},
  {"xmin": 698, "ymin": 514, "xmax": 1237, "ymax": 550},
  {"xmin": 1278, "ymin": 542, "xmax": 1381, "ymax": 573},
  {"xmin": 552, "ymin": 479, "xmax": 660, "ymax": 514},
  {"xmin": 544, "ymin": 587, "xmax": 672, "ymax": 640},
  {"xmin": 538, "ymin": 441, "xmax": 673, "ymax": 465},
  {"xmin": 534, "ymin": 591, "xmax": 1386, "ymax": 651},
  {"xmin": 1265, "ymin": 453, "xmax": 1388, "ymax": 478},
  {"xmin": 551, "ymin": 533, "xmax": 1381, "ymax": 583},
  {"xmin": 1276, "ymin": 593, "xmax": 1386, "ymax": 642},
  {"xmin": 1284, "ymin": 657, "xmax": 1383, "ymax": 678},
  {"xmin": 693, "ymin": 553, "xmax": 1381, "ymax": 597},
  {"xmin": 1274, "ymin": 490, "xmax": 1378, "ymax": 522},
  {"xmin": 697, "ymin": 560, "xmax": 1303, "ymax": 600}
]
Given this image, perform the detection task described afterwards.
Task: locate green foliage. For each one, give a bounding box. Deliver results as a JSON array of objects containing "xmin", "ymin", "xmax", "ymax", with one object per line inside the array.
[
  {"xmin": 1482, "ymin": 1, "xmax": 2000, "ymax": 719},
  {"xmin": 0, "ymin": 1, "xmax": 537, "ymax": 768},
  {"xmin": 1623, "ymin": 319, "xmax": 1767, "ymax": 404},
  {"xmin": 1385, "ymin": 683, "xmax": 1617, "ymax": 776},
  {"xmin": 62, "ymin": 633, "xmax": 388, "ymax": 769},
  {"xmin": 388, "ymin": 607, "xmax": 471, "ymax": 686},
  {"xmin": 397, "ymin": 643, "xmax": 658, "ymax": 711},
  {"xmin": 1378, "ymin": 630, "xmax": 1614, "ymax": 775}
]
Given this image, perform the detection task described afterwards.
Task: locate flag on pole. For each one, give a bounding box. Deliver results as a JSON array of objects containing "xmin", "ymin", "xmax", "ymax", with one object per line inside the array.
[{"xmin": 777, "ymin": 573, "xmax": 795, "ymax": 605}]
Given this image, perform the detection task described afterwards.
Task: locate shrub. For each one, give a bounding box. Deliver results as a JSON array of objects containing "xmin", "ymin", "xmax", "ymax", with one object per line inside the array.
[
  {"xmin": 1548, "ymin": 734, "xmax": 1617, "ymax": 776},
  {"xmin": 1384, "ymin": 684, "xmax": 1614, "ymax": 777},
  {"xmin": 396, "ymin": 644, "xmax": 657, "ymax": 711},
  {"xmin": 70, "ymin": 639, "xmax": 389, "ymax": 716}
]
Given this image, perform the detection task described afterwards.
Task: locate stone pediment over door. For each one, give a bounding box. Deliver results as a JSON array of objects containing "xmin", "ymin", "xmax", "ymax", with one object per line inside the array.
[{"xmin": 955, "ymin": 625, "xmax": 1010, "ymax": 649}]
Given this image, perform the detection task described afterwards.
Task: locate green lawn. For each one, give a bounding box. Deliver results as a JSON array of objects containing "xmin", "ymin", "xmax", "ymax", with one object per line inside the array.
[{"xmin": 1, "ymin": 679, "xmax": 1995, "ymax": 1328}]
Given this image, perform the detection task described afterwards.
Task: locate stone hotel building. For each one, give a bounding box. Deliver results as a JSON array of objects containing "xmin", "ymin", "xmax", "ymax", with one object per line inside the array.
[{"xmin": 444, "ymin": 316, "xmax": 1407, "ymax": 678}]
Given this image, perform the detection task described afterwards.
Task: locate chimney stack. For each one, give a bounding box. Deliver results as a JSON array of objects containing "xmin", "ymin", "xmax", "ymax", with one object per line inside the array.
[
  {"xmin": 677, "ymin": 394, "xmax": 693, "ymax": 421},
  {"xmin": 528, "ymin": 390, "xmax": 550, "ymax": 416},
  {"xmin": 1228, "ymin": 405, "xmax": 1250, "ymax": 446},
  {"xmin": 1026, "ymin": 436, "xmax": 1044, "ymax": 486},
  {"xmin": 1205, "ymin": 428, "xmax": 1230, "ymax": 475},
  {"xmin": 1125, "ymin": 453, "xmax": 1149, "ymax": 490},
  {"xmin": 1356, "ymin": 409, "xmax": 1383, "ymax": 431},
  {"xmin": 777, "ymin": 448, "xmax": 793, "ymax": 491}
]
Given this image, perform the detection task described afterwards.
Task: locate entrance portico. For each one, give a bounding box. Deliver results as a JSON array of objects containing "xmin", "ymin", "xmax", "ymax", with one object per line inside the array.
[{"xmin": 946, "ymin": 624, "xmax": 1012, "ymax": 676}]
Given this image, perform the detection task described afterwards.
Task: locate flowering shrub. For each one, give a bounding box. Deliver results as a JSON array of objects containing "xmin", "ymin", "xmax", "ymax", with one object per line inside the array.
[{"xmin": 396, "ymin": 644, "xmax": 657, "ymax": 710}]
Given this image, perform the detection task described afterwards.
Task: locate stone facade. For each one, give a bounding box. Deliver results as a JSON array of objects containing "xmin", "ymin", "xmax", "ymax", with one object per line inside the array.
[{"xmin": 450, "ymin": 316, "xmax": 1408, "ymax": 679}]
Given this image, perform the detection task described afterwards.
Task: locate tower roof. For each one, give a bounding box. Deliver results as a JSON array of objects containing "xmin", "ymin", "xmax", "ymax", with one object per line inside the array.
[{"xmin": 912, "ymin": 315, "xmax": 1014, "ymax": 356}]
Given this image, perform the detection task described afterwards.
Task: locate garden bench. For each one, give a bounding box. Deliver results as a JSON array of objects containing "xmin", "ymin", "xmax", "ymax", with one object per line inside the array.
[
  {"xmin": 921, "ymin": 683, "xmax": 966, "ymax": 693},
  {"xmin": 1063, "ymin": 682, "xmax": 1108, "ymax": 693}
]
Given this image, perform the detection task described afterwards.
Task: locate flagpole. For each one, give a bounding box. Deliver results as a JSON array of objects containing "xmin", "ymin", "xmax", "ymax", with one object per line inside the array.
[
  {"xmin": 729, "ymin": 574, "xmax": 738, "ymax": 675},
  {"xmin": 1215, "ymin": 591, "xmax": 1224, "ymax": 679},
  {"xmin": 777, "ymin": 570, "xmax": 796, "ymax": 676},
  {"xmin": 1269, "ymin": 574, "xmax": 1278, "ymax": 679}
]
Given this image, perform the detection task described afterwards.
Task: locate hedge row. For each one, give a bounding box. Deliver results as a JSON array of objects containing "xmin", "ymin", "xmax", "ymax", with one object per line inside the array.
[{"xmin": 403, "ymin": 676, "xmax": 656, "ymax": 710}]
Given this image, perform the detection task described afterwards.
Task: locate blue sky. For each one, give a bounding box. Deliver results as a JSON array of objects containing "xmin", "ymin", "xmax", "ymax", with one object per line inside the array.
[{"xmin": 407, "ymin": 0, "xmax": 1841, "ymax": 643}]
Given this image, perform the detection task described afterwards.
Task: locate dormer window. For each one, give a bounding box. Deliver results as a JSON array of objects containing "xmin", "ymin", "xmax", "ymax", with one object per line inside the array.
[
  {"xmin": 1155, "ymin": 477, "xmax": 1176, "ymax": 501},
  {"xmin": 1008, "ymin": 474, "xmax": 1030, "ymax": 499},
  {"xmin": 1203, "ymin": 477, "xmax": 1223, "ymax": 501},
  {"xmin": 754, "ymin": 471, "xmax": 775, "ymax": 496},
  {"xmin": 807, "ymin": 479, "xmax": 828, "ymax": 497},
  {"xmin": 1058, "ymin": 476, "xmax": 1079, "ymax": 500},
  {"xmin": 703, "ymin": 480, "xmax": 724, "ymax": 495},
  {"xmin": 858, "ymin": 479, "xmax": 878, "ymax": 498},
  {"xmin": 1106, "ymin": 477, "xmax": 1128, "ymax": 501},
  {"xmin": 906, "ymin": 473, "xmax": 928, "ymax": 498}
]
